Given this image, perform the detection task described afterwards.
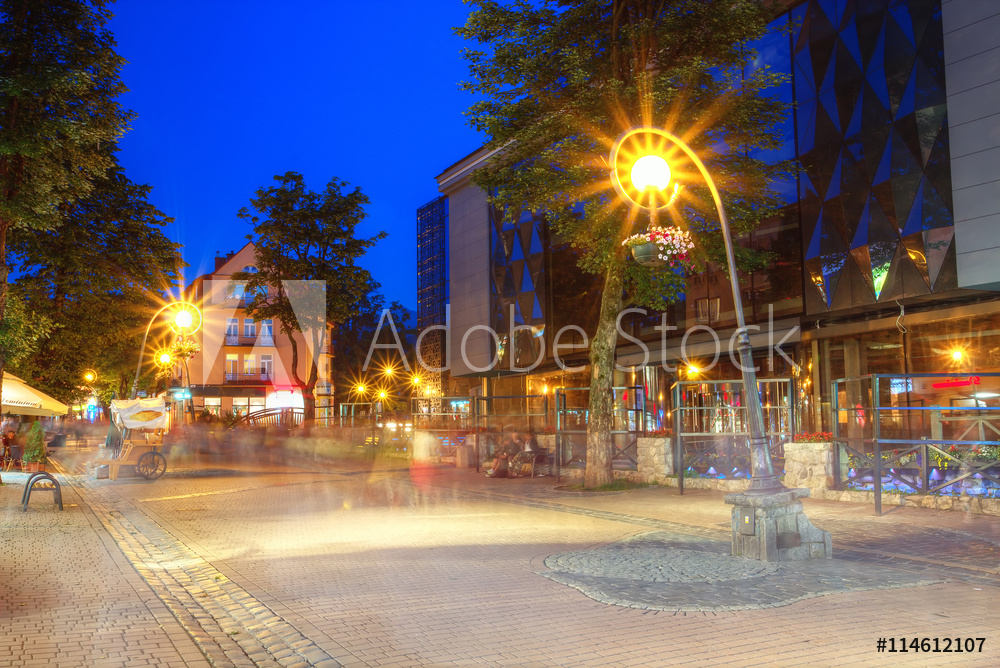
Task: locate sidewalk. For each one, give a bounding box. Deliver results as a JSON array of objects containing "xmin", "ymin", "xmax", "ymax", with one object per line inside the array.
[{"xmin": 0, "ymin": 469, "xmax": 208, "ymax": 668}]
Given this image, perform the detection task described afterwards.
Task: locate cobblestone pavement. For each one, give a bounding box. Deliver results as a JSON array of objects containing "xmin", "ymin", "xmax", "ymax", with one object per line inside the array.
[
  {"xmin": 0, "ymin": 470, "xmax": 207, "ymax": 668},
  {"xmin": 6, "ymin": 450, "xmax": 998, "ymax": 667}
]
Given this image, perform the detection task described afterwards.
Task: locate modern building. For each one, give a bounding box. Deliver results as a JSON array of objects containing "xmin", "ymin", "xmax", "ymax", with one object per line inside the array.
[
  {"xmin": 173, "ymin": 243, "xmax": 335, "ymax": 425},
  {"xmin": 416, "ymin": 0, "xmax": 1000, "ymax": 434}
]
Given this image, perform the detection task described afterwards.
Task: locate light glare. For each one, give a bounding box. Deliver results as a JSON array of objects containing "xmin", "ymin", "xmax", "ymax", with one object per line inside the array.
[{"xmin": 631, "ymin": 154, "xmax": 671, "ymax": 192}]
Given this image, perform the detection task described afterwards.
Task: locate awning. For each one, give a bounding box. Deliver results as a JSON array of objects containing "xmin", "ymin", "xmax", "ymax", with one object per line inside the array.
[{"xmin": 2, "ymin": 373, "xmax": 69, "ymax": 417}]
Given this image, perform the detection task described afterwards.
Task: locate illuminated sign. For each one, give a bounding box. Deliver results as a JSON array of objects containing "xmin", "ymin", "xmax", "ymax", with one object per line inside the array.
[{"xmin": 931, "ymin": 376, "xmax": 981, "ymax": 389}]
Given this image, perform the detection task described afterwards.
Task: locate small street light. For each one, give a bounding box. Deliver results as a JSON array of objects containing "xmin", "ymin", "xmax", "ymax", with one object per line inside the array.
[
  {"xmin": 83, "ymin": 369, "xmax": 97, "ymax": 384},
  {"xmin": 610, "ymin": 126, "xmax": 786, "ymax": 495},
  {"xmin": 130, "ymin": 300, "xmax": 203, "ymax": 399}
]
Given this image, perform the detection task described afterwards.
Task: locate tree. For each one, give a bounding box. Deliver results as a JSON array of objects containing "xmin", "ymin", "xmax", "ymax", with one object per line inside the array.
[
  {"xmin": 9, "ymin": 162, "xmax": 183, "ymax": 405},
  {"xmin": 457, "ymin": 0, "xmax": 789, "ymax": 486},
  {"xmin": 0, "ymin": 0, "xmax": 132, "ymax": 409},
  {"xmin": 331, "ymin": 295, "xmax": 417, "ymax": 405},
  {"xmin": 233, "ymin": 172, "xmax": 385, "ymax": 427}
]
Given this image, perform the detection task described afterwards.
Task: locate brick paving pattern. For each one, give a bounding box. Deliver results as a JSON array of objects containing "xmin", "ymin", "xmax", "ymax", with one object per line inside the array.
[{"xmin": 2, "ymin": 449, "xmax": 997, "ymax": 667}]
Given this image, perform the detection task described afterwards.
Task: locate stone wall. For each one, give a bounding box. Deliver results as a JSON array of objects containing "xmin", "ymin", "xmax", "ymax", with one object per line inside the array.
[
  {"xmin": 635, "ymin": 437, "xmax": 672, "ymax": 483},
  {"xmin": 782, "ymin": 442, "xmax": 834, "ymax": 496}
]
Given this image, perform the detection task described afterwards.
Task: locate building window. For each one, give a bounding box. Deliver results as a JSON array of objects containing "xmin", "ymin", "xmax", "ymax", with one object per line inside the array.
[
  {"xmin": 244, "ymin": 354, "xmax": 256, "ymax": 375},
  {"xmin": 696, "ymin": 298, "xmax": 719, "ymax": 324},
  {"xmin": 229, "ymin": 284, "xmax": 245, "ymax": 301},
  {"xmin": 260, "ymin": 319, "xmax": 273, "ymax": 345},
  {"xmin": 261, "ymin": 354, "xmax": 273, "ymax": 380},
  {"xmin": 244, "ymin": 318, "xmax": 256, "ymax": 338},
  {"xmin": 243, "ymin": 265, "xmax": 258, "ymax": 273},
  {"xmin": 226, "ymin": 318, "xmax": 238, "ymax": 337},
  {"xmin": 231, "ymin": 397, "xmax": 249, "ymax": 416},
  {"xmin": 203, "ymin": 397, "xmax": 221, "ymax": 416},
  {"xmin": 249, "ymin": 397, "xmax": 265, "ymax": 413},
  {"xmin": 225, "ymin": 354, "xmax": 238, "ymax": 381}
]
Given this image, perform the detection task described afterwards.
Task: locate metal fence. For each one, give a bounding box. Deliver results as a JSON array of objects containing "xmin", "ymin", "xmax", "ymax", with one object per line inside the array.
[
  {"xmin": 831, "ymin": 373, "xmax": 1000, "ymax": 514},
  {"xmin": 554, "ymin": 386, "xmax": 644, "ymax": 475},
  {"xmin": 671, "ymin": 378, "xmax": 795, "ymax": 487}
]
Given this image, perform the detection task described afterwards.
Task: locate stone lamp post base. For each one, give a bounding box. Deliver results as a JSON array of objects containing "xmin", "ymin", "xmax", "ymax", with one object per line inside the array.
[{"xmin": 724, "ymin": 488, "xmax": 832, "ymax": 562}]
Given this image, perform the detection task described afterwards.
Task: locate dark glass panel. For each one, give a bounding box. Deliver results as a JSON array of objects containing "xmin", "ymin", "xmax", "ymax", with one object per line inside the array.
[
  {"xmin": 923, "ymin": 227, "xmax": 955, "ymax": 290},
  {"xmin": 854, "ymin": 4, "xmax": 885, "ymax": 69},
  {"xmin": 899, "ymin": 230, "xmax": 930, "ymax": 290}
]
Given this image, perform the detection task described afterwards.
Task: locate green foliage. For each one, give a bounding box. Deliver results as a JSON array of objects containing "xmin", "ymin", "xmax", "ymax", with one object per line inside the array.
[
  {"xmin": 220, "ymin": 410, "xmax": 240, "ymax": 430},
  {"xmin": 457, "ymin": 0, "xmax": 789, "ymax": 287},
  {"xmin": 9, "ymin": 162, "xmax": 183, "ymax": 404},
  {"xmin": 22, "ymin": 421, "xmax": 46, "ymax": 465},
  {"xmin": 332, "ymin": 297, "xmax": 417, "ymax": 403},
  {"xmin": 232, "ymin": 172, "xmax": 385, "ymax": 422},
  {"xmin": 457, "ymin": 0, "xmax": 790, "ymax": 486},
  {"xmin": 0, "ymin": 291, "xmax": 53, "ymax": 367},
  {"xmin": 0, "ymin": 0, "xmax": 136, "ymax": 406},
  {"xmin": 0, "ymin": 0, "xmax": 132, "ymax": 233}
]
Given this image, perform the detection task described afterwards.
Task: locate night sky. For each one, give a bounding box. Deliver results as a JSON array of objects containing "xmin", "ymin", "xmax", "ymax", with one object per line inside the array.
[{"xmin": 110, "ymin": 1, "xmax": 483, "ymax": 309}]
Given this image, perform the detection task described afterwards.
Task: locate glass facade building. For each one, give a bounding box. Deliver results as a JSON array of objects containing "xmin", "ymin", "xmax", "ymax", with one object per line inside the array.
[{"xmin": 421, "ymin": 0, "xmax": 1000, "ymax": 434}]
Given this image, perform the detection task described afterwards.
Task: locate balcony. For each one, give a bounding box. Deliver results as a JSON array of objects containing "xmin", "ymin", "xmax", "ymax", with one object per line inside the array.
[
  {"xmin": 225, "ymin": 334, "xmax": 275, "ymax": 347},
  {"xmin": 225, "ymin": 372, "xmax": 274, "ymax": 385}
]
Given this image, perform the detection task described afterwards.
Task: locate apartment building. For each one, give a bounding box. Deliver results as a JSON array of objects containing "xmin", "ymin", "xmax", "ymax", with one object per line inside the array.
[{"xmin": 177, "ymin": 243, "xmax": 334, "ymax": 424}]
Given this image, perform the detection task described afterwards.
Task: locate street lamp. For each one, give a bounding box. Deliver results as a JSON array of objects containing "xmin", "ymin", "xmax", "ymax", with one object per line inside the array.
[
  {"xmin": 610, "ymin": 126, "xmax": 786, "ymax": 495},
  {"xmin": 83, "ymin": 369, "xmax": 97, "ymax": 384},
  {"xmin": 130, "ymin": 301, "xmax": 203, "ymax": 399}
]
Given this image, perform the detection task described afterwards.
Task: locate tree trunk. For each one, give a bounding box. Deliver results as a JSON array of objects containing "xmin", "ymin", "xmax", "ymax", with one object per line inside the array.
[
  {"xmin": 0, "ymin": 220, "xmax": 8, "ymax": 418},
  {"xmin": 585, "ymin": 259, "xmax": 626, "ymax": 488}
]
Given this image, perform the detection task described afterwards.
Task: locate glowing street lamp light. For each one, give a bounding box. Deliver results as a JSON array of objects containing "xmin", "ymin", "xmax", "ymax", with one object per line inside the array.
[
  {"xmin": 155, "ymin": 350, "xmax": 174, "ymax": 368},
  {"xmin": 610, "ymin": 127, "xmax": 786, "ymax": 495},
  {"xmin": 83, "ymin": 369, "xmax": 97, "ymax": 384},
  {"xmin": 130, "ymin": 301, "xmax": 203, "ymax": 399}
]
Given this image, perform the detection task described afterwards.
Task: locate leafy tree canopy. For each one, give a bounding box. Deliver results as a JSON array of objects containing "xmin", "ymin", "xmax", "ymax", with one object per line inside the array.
[
  {"xmin": 0, "ymin": 0, "xmax": 133, "ymax": 407},
  {"xmin": 233, "ymin": 171, "xmax": 385, "ymax": 424},
  {"xmin": 9, "ymin": 161, "xmax": 183, "ymax": 405},
  {"xmin": 457, "ymin": 0, "xmax": 790, "ymax": 308},
  {"xmin": 457, "ymin": 0, "xmax": 790, "ymax": 487}
]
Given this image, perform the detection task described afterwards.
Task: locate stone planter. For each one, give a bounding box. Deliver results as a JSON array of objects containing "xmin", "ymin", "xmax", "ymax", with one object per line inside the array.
[
  {"xmin": 782, "ymin": 441, "xmax": 833, "ymax": 496},
  {"xmin": 636, "ymin": 436, "xmax": 673, "ymax": 483}
]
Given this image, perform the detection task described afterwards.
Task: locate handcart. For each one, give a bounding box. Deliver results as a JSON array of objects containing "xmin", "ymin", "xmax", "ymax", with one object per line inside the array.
[{"xmin": 89, "ymin": 397, "xmax": 169, "ymax": 480}]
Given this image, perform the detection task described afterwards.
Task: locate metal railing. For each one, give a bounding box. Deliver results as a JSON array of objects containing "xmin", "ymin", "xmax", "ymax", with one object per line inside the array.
[
  {"xmin": 224, "ymin": 372, "xmax": 273, "ymax": 384},
  {"xmin": 831, "ymin": 373, "xmax": 1000, "ymax": 514},
  {"xmin": 239, "ymin": 408, "xmax": 302, "ymax": 427},
  {"xmin": 225, "ymin": 334, "xmax": 275, "ymax": 346},
  {"xmin": 555, "ymin": 386, "xmax": 644, "ymax": 476},
  {"xmin": 671, "ymin": 378, "xmax": 795, "ymax": 489}
]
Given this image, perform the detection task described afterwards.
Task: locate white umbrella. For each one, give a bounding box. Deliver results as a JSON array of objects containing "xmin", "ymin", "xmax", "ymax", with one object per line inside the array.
[{"xmin": 2, "ymin": 373, "xmax": 68, "ymax": 417}]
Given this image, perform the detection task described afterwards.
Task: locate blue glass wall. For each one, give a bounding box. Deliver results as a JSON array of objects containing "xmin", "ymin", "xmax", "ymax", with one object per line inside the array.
[{"xmin": 791, "ymin": 0, "xmax": 956, "ymax": 312}]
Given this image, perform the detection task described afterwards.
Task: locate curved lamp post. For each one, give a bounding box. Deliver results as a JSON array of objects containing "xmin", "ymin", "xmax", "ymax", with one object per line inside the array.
[
  {"xmin": 130, "ymin": 301, "xmax": 203, "ymax": 400},
  {"xmin": 610, "ymin": 127, "xmax": 787, "ymax": 495}
]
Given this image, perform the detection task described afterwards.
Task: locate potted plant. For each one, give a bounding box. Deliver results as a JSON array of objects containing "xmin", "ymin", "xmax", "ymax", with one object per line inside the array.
[
  {"xmin": 22, "ymin": 421, "xmax": 47, "ymax": 472},
  {"xmin": 621, "ymin": 225, "xmax": 694, "ymax": 267}
]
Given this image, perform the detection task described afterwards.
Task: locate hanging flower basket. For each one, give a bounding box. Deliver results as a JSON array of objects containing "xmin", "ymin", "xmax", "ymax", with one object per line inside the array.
[
  {"xmin": 630, "ymin": 241, "xmax": 665, "ymax": 267},
  {"xmin": 622, "ymin": 226, "xmax": 694, "ymax": 268}
]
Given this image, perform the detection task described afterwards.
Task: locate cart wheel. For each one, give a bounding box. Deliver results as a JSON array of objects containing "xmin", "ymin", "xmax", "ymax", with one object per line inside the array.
[{"xmin": 136, "ymin": 451, "xmax": 167, "ymax": 480}]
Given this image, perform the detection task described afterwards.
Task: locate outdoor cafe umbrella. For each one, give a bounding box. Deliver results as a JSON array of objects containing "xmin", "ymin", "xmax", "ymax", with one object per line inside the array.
[{"xmin": 1, "ymin": 372, "xmax": 68, "ymax": 417}]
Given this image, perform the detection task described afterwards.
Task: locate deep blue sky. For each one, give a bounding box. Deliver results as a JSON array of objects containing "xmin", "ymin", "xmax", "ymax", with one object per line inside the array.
[{"xmin": 110, "ymin": 1, "xmax": 484, "ymax": 309}]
